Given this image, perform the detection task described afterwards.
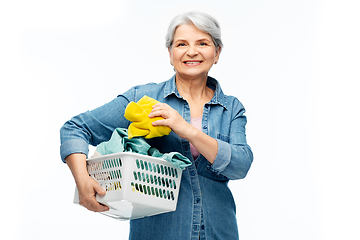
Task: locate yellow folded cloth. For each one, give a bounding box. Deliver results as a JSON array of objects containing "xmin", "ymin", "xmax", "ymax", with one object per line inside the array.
[{"xmin": 124, "ymin": 95, "xmax": 171, "ymax": 139}]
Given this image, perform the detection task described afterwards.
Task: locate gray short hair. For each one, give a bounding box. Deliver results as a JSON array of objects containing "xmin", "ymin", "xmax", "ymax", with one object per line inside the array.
[{"xmin": 165, "ymin": 11, "xmax": 223, "ymax": 50}]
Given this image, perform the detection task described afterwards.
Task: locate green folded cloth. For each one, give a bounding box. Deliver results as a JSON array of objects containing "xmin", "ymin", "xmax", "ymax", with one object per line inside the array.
[{"xmin": 95, "ymin": 128, "xmax": 192, "ymax": 170}]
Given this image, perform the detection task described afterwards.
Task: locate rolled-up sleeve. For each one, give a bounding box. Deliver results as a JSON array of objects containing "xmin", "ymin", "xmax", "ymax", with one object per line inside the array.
[
  {"xmin": 60, "ymin": 90, "xmax": 134, "ymax": 163},
  {"xmin": 210, "ymin": 140, "xmax": 253, "ymax": 180},
  {"xmin": 211, "ymin": 139, "xmax": 231, "ymax": 172},
  {"xmin": 60, "ymin": 138, "xmax": 89, "ymax": 162}
]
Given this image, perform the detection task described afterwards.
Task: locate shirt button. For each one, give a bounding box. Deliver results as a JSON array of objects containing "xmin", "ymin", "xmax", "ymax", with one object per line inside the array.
[
  {"xmin": 191, "ymin": 171, "xmax": 196, "ymax": 176},
  {"xmin": 203, "ymin": 125, "xmax": 207, "ymax": 129},
  {"xmin": 196, "ymin": 198, "xmax": 200, "ymax": 203},
  {"xmin": 201, "ymin": 225, "xmax": 205, "ymax": 230}
]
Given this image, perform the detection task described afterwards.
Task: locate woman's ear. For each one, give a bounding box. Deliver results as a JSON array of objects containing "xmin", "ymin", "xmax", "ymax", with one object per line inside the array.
[
  {"xmin": 214, "ymin": 46, "xmax": 221, "ymax": 63},
  {"xmin": 168, "ymin": 47, "xmax": 173, "ymax": 65}
]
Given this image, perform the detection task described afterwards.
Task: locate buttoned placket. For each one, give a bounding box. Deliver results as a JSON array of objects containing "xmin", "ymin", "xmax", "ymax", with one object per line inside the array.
[
  {"xmin": 188, "ymin": 163, "xmax": 202, "ymax": 240},
  {"xmin": 199, "ymin": 208, "xmax": 206, "ymax": 240},
  {"xmin": 180, "ymin": 100, "xmax": 204, "ymax": 240},
  {"xmin": 198, "ymin": 104, "xmax": 209, "ymax": 240},
  {"xmin": 201, "ymin": 104, "xmax": 209, "ymax": 135}
]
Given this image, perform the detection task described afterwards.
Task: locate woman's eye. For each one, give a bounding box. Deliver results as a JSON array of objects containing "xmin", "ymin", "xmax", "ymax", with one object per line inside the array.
[
  {"xmin": 177, "ymin": 43, "xmax": 186, "ymax": 47},
  {"xmin": 199, "ymin": 42, "xmax": 208, "ymax": 46}
]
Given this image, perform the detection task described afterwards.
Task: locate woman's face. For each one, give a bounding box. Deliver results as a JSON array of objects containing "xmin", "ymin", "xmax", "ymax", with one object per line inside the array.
[{"xmin": 169, "ymin": 23, "xmax": 221, "ymax": 80}]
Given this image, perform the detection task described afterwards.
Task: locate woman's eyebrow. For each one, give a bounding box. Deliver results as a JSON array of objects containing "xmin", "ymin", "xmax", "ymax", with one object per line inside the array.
[
  {"xmin": 174, "ymin": 38, "xmax": 187, "ymax": 42},
  {"xmin": 173, "ymin": 38, "xmax": 212, "ymax": 44},
  {"xmin": 196, "ymin": 38, "xmax": 211, "ymax": 42}
]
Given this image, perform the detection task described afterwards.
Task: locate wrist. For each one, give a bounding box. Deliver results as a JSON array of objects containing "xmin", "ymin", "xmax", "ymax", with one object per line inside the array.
[
  {"xmin": 184, "ymin": 124, "xmax": 201, "ymax": 142},
  {"xmin": 65, "ymin": 153, "xmax": 89, "ymax": 184}
]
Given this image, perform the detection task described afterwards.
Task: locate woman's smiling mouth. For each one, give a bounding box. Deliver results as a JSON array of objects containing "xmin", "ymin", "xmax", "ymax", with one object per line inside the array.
[{"xmin": 183, "ymin": 61, "xmax": 202, "ymax": 65}]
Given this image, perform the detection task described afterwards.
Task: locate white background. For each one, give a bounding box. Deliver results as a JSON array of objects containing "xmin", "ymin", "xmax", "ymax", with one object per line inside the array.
[{"xmin": 1, "ymin": 0, "xmax": 359, "ymax": 239}]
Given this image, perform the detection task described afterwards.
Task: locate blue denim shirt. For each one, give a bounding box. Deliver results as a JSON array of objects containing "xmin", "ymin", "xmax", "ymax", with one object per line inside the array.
[{"xmin": 60, "ymin": 75, "xmax": 253, "ymax": 240}]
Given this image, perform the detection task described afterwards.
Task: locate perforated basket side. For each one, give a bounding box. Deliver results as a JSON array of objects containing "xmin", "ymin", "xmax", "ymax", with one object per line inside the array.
[
  {"xmin": 125, "ymin": 154, "xmax": 182, "ymax": 211},
  {"xmin": 74, "ymin": 152, "xmax": 183, "ymax": 219},
  {"xmin": 87, "ymin": 155, "xmax": 123, "ymax": 191}
]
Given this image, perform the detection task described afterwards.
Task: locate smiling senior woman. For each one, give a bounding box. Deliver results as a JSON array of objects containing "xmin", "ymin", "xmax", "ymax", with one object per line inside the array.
[{"xmin": 60, "ymin": 11, "xmax": 253, "ymax": 240}]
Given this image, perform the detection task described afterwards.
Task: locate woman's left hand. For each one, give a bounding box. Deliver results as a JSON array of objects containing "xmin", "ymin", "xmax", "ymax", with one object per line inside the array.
[
  {"xmin": 149, "ymin": 103, "xmax": 192, "ymax": 139},
  {"xmin": 150, "ymin": 102, "xmax": 218, "ymax": 164}
]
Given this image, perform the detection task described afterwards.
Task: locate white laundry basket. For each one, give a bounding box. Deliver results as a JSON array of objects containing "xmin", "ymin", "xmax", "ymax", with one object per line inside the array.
[{"xmin": 74, "ymin": 152, "xmax": 183, "ymax": 220}]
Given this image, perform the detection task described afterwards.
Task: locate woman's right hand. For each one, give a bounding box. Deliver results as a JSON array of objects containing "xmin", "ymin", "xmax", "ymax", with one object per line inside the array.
[
  {"xmin": 66, "ymin": 153, "xmax": 109, "ymax": 212},
  {"xmin": 76, "ymin": 175, "xmax": 109, "ymax": 212}
]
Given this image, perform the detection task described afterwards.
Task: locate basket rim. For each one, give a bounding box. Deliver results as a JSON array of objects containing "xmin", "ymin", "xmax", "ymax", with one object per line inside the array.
[{"xmin": 86, "ymin": 152, "xmax": 183, "ymax": 170}]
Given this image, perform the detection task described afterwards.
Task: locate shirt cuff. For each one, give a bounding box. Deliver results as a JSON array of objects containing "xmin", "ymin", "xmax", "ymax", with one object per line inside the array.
[
  {"xmin": 60, "ymin": 138, "xmax": 89, "ymax": 163},
  {"xmin": 209, "ymin": 139, "xmax": 231, "ymax": 174}
]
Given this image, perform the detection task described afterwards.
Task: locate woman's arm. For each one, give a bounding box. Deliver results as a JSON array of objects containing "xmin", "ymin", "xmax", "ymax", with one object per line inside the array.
[
  {"xmin": 60, "ymin": 92, "xmax": 133, "ymax": 163},
  {"xmin": 60, "ymin": 95, "xmax": 132, "ymax": 212},
  {"xmin": 149, "ymin": 100, "xmax": 253, "ymax": 180},
  {"xmin": 208, "ymin": 99, "xmax": 253, "ymax": 180},
  {"xmin": 185, "ymin": 126, "xmax": 218, "ymax": 164},
  {"xmin": 149, "ymin": 103, "xmax": 218, "ymax": 163},
  {"xmin": 65, "ymin": 153, "xmax": 109, "ymax": 212}
]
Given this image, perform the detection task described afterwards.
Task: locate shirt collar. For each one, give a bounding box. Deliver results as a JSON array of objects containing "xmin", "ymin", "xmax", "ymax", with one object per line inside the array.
[{"xmin": 164, "ymin": 75, "xmax": 228, "ymax": 110}]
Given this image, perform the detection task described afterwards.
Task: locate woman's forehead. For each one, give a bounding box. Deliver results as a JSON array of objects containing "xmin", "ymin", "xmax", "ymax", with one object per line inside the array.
[{"xmin": 173, "ymin": 24, "xmax": 212, "ymax": 41}]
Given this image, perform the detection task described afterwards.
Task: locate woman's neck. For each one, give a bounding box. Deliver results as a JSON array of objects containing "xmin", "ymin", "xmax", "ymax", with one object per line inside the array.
[{"xmin": 175, "ymin": 73, "xmax": 211, "ymax": 102}]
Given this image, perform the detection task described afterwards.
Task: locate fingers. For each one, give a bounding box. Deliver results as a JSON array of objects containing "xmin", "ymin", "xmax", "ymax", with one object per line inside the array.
[
  {"xmin": 148, "ymin": 103, "xmax": 169, "ymax": 119},
  {"xmin": 94, "ymin": 182, "xmax": 106, "ymax": 196},
  {"xmin": 80, "ymin": 193, "xmax": 109, "ymax": 212},
  {"xmin": 149, "ymin": 103, "xmax": 174, "ymax": 127},
  {"xmin": 151, "ymin": 118, "xmax": 167, "ymax": 127},
  {"xmin": 148, "ymin": 103, "xmax": 192, "ymax": 139},
  {"xmin": 78, "ymin": 177, "xmax": 109, "ymax": 212}
]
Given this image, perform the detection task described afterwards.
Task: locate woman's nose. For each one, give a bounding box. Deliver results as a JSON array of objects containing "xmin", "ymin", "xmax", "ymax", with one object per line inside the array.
[{"xmin": 186, "ymin": 45, "xmax": 198, "ymax": 57}]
